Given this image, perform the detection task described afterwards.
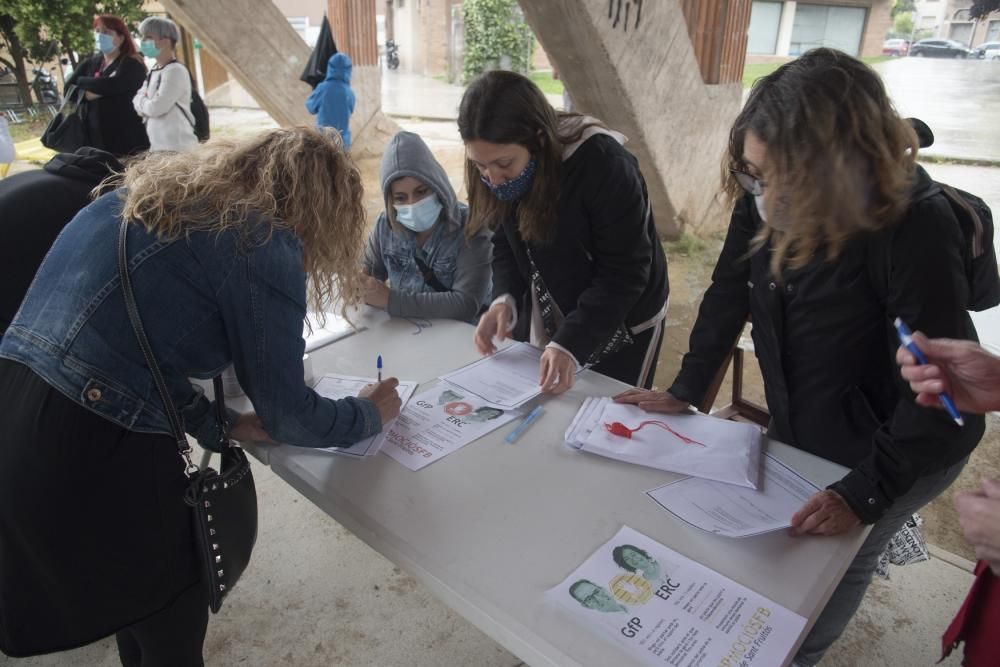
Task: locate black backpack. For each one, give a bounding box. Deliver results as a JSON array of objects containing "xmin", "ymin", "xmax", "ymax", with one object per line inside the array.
[
  {"xmin": 935, "ymin": 183, "xmax": 1000, "ymax": 311},
  {"xmin": 906, "ymin": 119, "xmax": 1000, "ymax": 311},
  {"xmin": 168, "ymin": 62, "xmax": 210, "ymax": 142}
]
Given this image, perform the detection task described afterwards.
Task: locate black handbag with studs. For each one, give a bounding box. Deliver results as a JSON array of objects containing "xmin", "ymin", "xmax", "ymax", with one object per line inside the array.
[{"xmin": 117, "ymin": 218, "xmax": 258, "ymax": 614}]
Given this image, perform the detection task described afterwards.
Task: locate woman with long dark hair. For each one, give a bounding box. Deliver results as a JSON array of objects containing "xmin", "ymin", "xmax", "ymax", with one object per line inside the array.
[
  {"xmin": 459, "ymin": 70, "xmax": 668, "ymax": 393},
  {"xmin": 616, "ymin": 49, "xmax": 985, "ymax": 665},
  {"xmin": 66, "ymin": 14, "xmax": 149, "ymax": 157}
]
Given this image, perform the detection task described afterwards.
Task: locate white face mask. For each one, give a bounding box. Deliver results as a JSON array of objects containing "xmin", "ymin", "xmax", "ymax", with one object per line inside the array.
[
  {"xmin": 756, "ymin": 194, "xmax": 792, "ymax": 232},
  {"xmin": 393, "ymin": 193, "xmax": 442, "ymax": 233}
]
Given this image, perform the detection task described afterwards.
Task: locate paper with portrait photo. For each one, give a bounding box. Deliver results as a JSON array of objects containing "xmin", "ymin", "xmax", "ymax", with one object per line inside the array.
[
  {"xmin": 567, "ymin": 399, "xmax": 763, "ymax": 489},
  {"xmin": 313, "ymin": 374, "xmax": 417, "ymax": 458},
  {"xmin": 437, "ymin": 341, "xmax": 545, "ymax": 408},
  {"xmin": 546, "ymin": 526, "xmax": 805, "ymax": 667},
  {"xmin": 381, "ymin": 385, "xmax": 520, "ymax": 470}
]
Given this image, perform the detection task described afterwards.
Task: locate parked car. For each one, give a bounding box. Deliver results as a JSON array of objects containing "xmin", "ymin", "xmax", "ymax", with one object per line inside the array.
[
  {"xmin": 909, "ymin": 39, "xmax": 971, "ymax": 58},
  {"xmin": 973, "ymin": 40, "xmax": 1000, "ymax": 58},
  {"xmin": 985, "ymin": 47, "xmax": 1000, "ymax": 60},
  {"xmin": 882, "ymin": 38, "xmax": 909, "ymax": 56}
]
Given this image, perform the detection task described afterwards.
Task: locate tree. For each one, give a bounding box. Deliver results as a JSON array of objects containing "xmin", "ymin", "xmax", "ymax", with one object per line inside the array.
[
  {"xmin": 893, "ymin": 12, "xmax": 914, "ymax": 38},
  {"xmin": 462, "ymin": 0, "xmax": 534, "ymax": 84},
  {"xmin": 0, "ymin": 13, "xmax": 33, "ymax": 105},
  {"xmin": 891, "ymin": 0, "xmax": 916, "ymax": 19},
  {"xmin": 8, "ymin": 1, "xmax": 147, "ymax": 70},
  {"xmin": 970, "ymin": 0, "xmax": 1000, "ymax": 20}
]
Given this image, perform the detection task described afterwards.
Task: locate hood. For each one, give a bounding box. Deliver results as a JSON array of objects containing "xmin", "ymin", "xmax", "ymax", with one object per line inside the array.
[
  {"xmin": 559, "ymin": 115, "xmax": 627, "ymax": 161},
  {"xmin": 379, "ymin": 131, "xmax": 460, "ymax": 229},
  {"xmin": 43, "ymin": 147, "xmax": 124, "ymax": 185},
  {"xmin": 325, "ymin": 53, "xmax": 352, "ymax": 83}
]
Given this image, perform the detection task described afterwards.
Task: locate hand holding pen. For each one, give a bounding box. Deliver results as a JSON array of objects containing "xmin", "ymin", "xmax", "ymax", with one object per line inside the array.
[
  {"xmin": 894, "ymin": 318, "xmax": 966, "ymax": 425},
  {"xmin": 896, "ymin": 323, "xmax": 1000, "ymax": 416}
]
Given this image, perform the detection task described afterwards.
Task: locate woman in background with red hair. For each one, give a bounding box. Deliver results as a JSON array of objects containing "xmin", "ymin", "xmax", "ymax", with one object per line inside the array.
[{"xmin": 66, "ymin": 14, "xmax": 149, "ymax": 157}]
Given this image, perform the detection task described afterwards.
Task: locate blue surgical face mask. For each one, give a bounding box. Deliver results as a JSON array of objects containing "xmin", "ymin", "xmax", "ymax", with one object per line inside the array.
[
  {"xmin": 394, "ymin": 193, "xmax": 443, "ymax": 233},
  {"xmin": 481, "ymin": 156, "xmax": 537, "ymax": 202},
  {"xmin": 95, "ymin": 32, "xmax": 116, "ymax": 55},
  {"xmin": 140, "ymin": 39, "xmax": 160, "ymax": 59}
]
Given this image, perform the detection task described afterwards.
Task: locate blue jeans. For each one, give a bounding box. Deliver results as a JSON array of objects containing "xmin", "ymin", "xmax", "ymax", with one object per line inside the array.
[{"xmin": 792, "ymin": 456, "xmax": 969, "ymax": 666}]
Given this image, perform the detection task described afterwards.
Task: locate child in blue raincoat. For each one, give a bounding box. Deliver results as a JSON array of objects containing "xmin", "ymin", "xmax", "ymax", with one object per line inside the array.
[{"xmin": 306, "ymin": 53, "xmax": 356, "ymax": 148}]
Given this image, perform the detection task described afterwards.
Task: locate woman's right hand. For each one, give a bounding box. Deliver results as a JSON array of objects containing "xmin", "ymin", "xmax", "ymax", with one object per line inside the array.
[
  {"xmin": 474, "ymin": 303, "xmax": 512, "ymax": 355},
  {"xmin": 613, "ymin": 388, "xmax": 691, "ymax": 414},
  {"xmin": 359, "ymin": 377, "xmax": 402, "ymax": 424}
]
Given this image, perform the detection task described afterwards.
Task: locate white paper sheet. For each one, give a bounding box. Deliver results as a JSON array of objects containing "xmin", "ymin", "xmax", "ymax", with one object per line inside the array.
[
  {"xmin": 312, "ymin": 374, "xmax": 417, "ymax": 458},
  {"xmin": 646, "ymin": 454, "xmax": 819, "ymax": 538},
  {"xmin": 547, "ymin": 526, "xmax": 806, "ymax": 667},
  {"xmin": 437, "ymin": 342, "xmax": 545, "ymax": 408},
  {"xmin": 568, "ymin": 399, "xmax": 763, "ymax": 489},
  {"xmin": 381, "ymin": 385, "xmax": 519, "ymax": 470}
]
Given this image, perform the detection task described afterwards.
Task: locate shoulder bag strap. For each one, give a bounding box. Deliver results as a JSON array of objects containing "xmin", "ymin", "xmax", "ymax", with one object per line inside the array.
[{"xmin": 116, "ymin": 218, "xmax": 200, "ymax": 476}]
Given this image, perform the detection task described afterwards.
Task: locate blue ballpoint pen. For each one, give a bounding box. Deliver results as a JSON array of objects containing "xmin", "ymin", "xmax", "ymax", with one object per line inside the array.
[
  {"xmin": 377, "ymin": 354, "xmax": 382, "ymax": 382},
  {"xmin": 893, "ymin": 318, "xmax": 964, "ymax": 427},
  {"xmin": 505, "ymin": 405, "xmax": 545, "ymax": 444}
]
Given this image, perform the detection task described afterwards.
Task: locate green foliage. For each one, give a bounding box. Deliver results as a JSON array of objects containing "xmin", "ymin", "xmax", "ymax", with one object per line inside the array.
[
  {"xmin": 7, "ymin": 0, "xmax": 146, "ymax": 66},
  {"xmin": 891, "ymin": 0, "xmax": 916, "ymax": 19},
  {"xmin": 665, "ymin": 233, "xmax": 706, "ymax": 257},
  {"xmin": 462, "ymin": 0, "xmax": 534, "ymax": 84},
  {"xmin": 970, "ymin": 0, "xmax": 1000, "ymax": 20},
  {"xmin": 893, "ymin": 12, "xmax": 914, "ymax": 38},
  {"xmin": 528, "ymin": 70, "xmax": 564, "ymax": 95}
]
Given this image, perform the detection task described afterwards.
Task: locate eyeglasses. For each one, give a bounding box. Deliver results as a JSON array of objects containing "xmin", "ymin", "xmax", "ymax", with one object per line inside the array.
[{"xmin": 730, "ymin": 169, "xmax": 765, "ymax": 197}]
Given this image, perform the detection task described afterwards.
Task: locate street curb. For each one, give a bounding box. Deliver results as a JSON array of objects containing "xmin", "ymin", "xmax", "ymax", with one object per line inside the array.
[
  {"xmin": 386, "ymin": 112, "xmax": 458, "ymax": 123},
  {"xmin": 919, "ymin": 154, "xmax": 1000, "ymax": 168},
  {"xmin": 928, "ymin": 544, "xmax": 977, "ymax": 574}
]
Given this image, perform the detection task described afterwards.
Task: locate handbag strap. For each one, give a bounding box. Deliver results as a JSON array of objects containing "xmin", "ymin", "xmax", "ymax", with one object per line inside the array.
[{"xmin": 116, "ymin": 218, "xmax": 200, "ymax": 477}]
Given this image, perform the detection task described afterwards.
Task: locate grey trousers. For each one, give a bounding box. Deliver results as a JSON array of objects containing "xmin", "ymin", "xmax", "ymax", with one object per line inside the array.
[{"xmin": 792, "ymin": 456, "xmax": 968, "ymax": 666}]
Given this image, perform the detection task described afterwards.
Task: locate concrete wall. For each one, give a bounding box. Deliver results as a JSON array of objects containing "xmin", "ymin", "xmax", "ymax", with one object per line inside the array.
[{"xmin": 520, "ymin": 0, "xmax": 744, "ymax": 238}]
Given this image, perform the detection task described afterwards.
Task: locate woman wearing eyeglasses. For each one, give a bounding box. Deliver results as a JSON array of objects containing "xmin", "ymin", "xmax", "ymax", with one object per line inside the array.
[{"xmin": 615, "ymin": 48, "xmax": 984, "ymax": 667}]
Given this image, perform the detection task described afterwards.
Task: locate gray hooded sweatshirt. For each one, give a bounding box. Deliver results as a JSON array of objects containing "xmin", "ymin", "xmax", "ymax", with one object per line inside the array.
[{"xmin": 363, "ymin": 131, "xmax": 492, "ymax": 322}]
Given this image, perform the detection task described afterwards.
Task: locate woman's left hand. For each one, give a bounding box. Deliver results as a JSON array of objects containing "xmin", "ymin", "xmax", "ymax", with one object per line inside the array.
[
  {"xmin": 789, "ymin": 489, "xmax": 861, "ymax": 536},
  {"xmin": 229, "ymin": 412, "xmax": 276, "ymax": 444},
  {"xmin": 539, "ymin": 347, "xmax": 577, "ymax": 395},
  {"xmin": 361, "ymin": 274, "xmax": 390, "ymax": 309}
]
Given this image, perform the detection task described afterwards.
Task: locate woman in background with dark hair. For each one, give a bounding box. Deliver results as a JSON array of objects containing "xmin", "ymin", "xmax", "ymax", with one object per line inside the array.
[
  {"xmin": 459, "ymin": 70, "xmax": 668, "ymax": 394},
  {"xmin": 66, "ymin": 14, "xmax": 149, "ymax": 157},
  {"xmin": 615, "ymin": 48, "xmax": 984, "ymax": 666}
]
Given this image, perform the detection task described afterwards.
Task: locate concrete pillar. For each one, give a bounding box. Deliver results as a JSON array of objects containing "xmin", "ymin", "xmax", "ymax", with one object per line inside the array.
[
  {"xmin": 159, "ymin": 0, "xmax": 314, "ymax": 126},
  {"xmin": 160, "ymin": 0, "xmax": 397, "ymax": 156},
  {"xmin": 775, "ymin": 1, "xmax": 796, "ymax": 57},
  {"xmin": 520, "ymin": 0, "xmax": 746, "ymax": 237}
]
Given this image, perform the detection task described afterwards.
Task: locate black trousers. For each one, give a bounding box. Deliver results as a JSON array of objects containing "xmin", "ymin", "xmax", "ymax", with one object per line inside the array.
[{"xmin": 116, "ymin": 582, "xmax": 208, "ymax": 667}]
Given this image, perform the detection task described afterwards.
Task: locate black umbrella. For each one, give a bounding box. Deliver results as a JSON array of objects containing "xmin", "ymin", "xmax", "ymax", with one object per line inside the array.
[{"xmin": 300, "ymin": 15, "xmax": 338, "ymax": 89}]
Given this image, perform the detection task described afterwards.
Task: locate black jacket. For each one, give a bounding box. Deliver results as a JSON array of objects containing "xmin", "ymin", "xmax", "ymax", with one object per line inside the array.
[
  {"xmin": 670, "ymin": 167, "xmax": 984, "ymax": 524},
  {"xmin": 0, "ymin": 148, "xmax": 123, "ymax": 334},
  {"xmin": 67, "ymin": 54, "xmax": 149, "ymax": 157},
  {"xmin": 491, "ymin": 134, "xmax": 669, "ymax": 379}
]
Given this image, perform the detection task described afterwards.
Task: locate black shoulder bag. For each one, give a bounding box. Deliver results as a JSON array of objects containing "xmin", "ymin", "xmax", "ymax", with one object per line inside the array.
[{"xmin": 117, "ymin": 218, "xmax": 258, "ymax": 613}]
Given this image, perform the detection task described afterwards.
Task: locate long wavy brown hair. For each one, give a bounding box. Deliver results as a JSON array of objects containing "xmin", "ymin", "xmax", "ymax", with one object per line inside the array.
[
  {"xmin": 458, "ymin": 70, "xmax": 606, "ymax": 243},
  {"xmin": 114, "ymin": 126, "xmax": 366, "ymax": 321},
  {"xmin": 726, "ymin": 48, "xmax": 919, "ymax": 275}
]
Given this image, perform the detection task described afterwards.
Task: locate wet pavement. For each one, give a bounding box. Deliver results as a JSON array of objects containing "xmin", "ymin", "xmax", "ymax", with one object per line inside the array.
[{"xmin": 875, "ymin": 57, "xmax": 1000, "ymax": 162}]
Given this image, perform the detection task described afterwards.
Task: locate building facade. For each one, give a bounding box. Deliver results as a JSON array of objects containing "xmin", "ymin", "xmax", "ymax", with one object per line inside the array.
[
  {"xmin": 915, "ymin": 0, "xmax": 1000, "ymax": 46},
  {"xmin": 746, "ymin": 0, "xmax": 891, "ymax": 57}
]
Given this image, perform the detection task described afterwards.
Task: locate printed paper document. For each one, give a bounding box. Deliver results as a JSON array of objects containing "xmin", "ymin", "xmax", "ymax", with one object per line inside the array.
[
  {"xmin": 381, "ymin": 385, "xmax": 519, "ymax": 470},
  {"xmin": 547, "ymin": 526, "xmax": 806, "ymax": 667},
  {"xmin": 438, "ymin": 342, "xmax": 544, "ymax": 408},
  {"xmin": 313, "ymin": 374, "xmax": 417, "ymax": 458},
  {"xmin": 646, "ymin": 454, "xmax": 819, "ymax": 537}
]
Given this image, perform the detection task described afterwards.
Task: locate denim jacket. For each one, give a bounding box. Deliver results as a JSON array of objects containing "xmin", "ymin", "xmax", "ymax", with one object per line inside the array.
[
  {"xmin": 363, "ymin": 205, "xmax": 492, "ymax": 322},
  {"xmin": 0, "ymin": 190, "xmax": 381, "ymax": 448}
]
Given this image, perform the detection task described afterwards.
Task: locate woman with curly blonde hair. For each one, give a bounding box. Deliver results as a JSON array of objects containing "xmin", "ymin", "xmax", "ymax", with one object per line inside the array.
[
  {"xmin": 0, "ymin": 126, "xmax": 400, "ymax": 663},
  {"xmin": 615, "ymin": 48, "xmax": 985, "ymax": 666}
]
